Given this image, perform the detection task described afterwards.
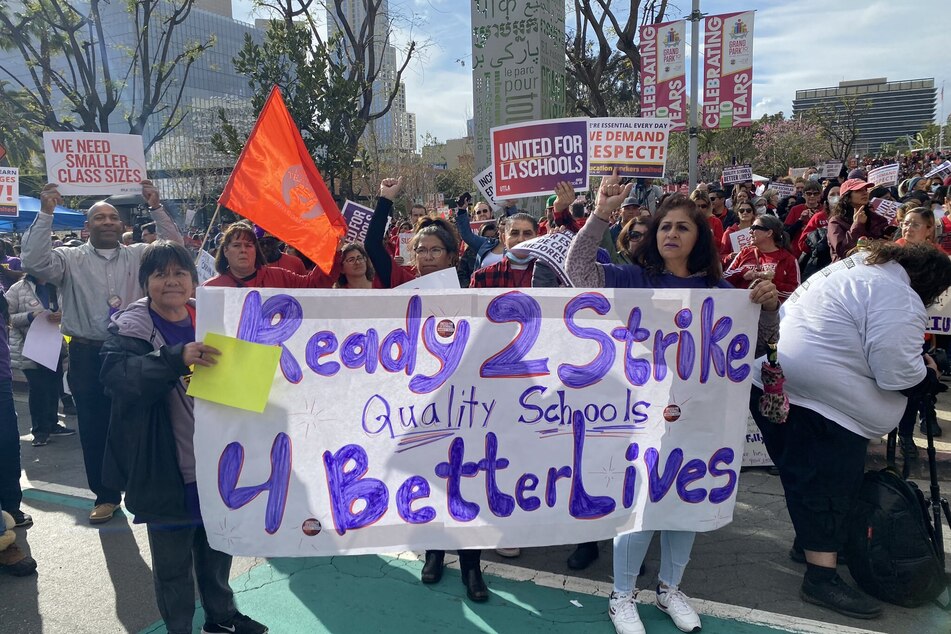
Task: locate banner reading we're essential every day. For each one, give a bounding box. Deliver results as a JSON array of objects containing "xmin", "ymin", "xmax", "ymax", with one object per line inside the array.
[
  {"xmin": 194, "ymin": 287, "xmax": 759, "ymax": 557},
  {"xmin": 702, "ymin": 11, "xmax": 754, "ymax": 130},
  {"xmin": 588, "ymin": 118, "xmax": 671, "ymax": 179}
]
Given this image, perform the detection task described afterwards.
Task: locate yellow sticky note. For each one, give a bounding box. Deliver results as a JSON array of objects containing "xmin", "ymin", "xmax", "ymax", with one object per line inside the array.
[{"xmin": 186, "ymin": 333, "xmax": 281, "ymax": 413}]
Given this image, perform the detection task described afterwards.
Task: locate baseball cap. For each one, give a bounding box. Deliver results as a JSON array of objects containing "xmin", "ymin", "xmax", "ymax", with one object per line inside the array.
[
  {"xmin": 839, "ymin": 178, "xmax": 874, "ymax": 196},
  {"xmin": 546, "ymin": 194, "xmax": 557, "ymax": 208},
  {"xmin": 847, "ymin": 168, "xmax": 868, "ymax": 180},
  {"xmin": 621, "ymin": 196, "xmax": 641, "ymax": 208}
]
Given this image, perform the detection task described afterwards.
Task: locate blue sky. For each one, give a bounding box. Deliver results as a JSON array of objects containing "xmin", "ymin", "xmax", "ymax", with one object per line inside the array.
[{"xmin": 232, "ymin": 0, "xmax": 950, "ymax": 145}]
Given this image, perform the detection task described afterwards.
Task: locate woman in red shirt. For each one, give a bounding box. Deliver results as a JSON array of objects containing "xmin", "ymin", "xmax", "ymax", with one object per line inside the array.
[
  {"xmin": 334, "ymin": 243, "xmax": 383, "ymax": 288},
  {"xmin": 720, "ymin": 201, "xmax": 757, "ymax": 261},
  {"xmin": 203, "ymin": 223, "xmax": 339, "ymax": 288},
  {"xmin": 726, "ymin": 214, "xmax": 801, "ymax": 302}
]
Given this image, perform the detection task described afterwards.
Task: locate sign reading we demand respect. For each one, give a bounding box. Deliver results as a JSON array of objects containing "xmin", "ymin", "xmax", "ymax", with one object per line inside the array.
[
  {"xmin": 194, "ymin": 286, "xmax": 758, "ymax": 557},
  {"xmin": 43, "ymin": 132, "xmax": 147, "ymax": 196}
]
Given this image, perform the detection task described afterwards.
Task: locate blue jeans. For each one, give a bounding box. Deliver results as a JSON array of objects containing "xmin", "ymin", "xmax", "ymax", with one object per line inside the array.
[
  {"xmin": 0, "ymin": 379, "xmax": 23, "ymax": 513},
  {"xmin": 613, "ymin": 530, "xmax": 696, "ymax": 593}
]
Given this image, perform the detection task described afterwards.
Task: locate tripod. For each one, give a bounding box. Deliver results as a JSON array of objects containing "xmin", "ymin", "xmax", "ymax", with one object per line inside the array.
[{"xmin": 920, "ymin": 393, "xmax": 951, "ymax": 567}]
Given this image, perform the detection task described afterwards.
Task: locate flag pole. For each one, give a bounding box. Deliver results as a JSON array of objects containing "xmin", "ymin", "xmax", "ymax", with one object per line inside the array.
[
  {"xmin": 195, "ymin": 203, "xmax": 221, "ymax": 261},
  {"xmin": 688, "ymin": 0, "xmax": 702, "ymax": 192}
]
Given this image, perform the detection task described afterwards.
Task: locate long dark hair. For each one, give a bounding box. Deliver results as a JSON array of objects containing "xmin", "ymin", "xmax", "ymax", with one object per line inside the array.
[
  {"xmin": 634, "ymin": 194, "xmax": 723, "ymax": 285},
  {"xmin": 865, "ymin": 242, "xmax": 951, "ymax": 307}
]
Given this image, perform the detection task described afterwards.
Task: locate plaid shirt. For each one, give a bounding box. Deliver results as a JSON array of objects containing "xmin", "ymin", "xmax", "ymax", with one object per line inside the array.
[{"xmin": 469, "ymin": 258, "xmax": 535, "ymax": 288}]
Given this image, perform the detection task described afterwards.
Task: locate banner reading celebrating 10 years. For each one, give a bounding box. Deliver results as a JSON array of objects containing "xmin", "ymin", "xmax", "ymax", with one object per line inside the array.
[{"xmin": 194, "ymin": 287, "xmax": 759, "ymax": 557}]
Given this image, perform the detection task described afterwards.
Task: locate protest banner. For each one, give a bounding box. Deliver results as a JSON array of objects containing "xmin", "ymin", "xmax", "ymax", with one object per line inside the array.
[
  {"xmin": 926, "ymin": 160, "xmax": 951, "ymax": 180},
  {"xmin": 398, "ymin": 232, "xmax": 414, "ymax": 262},
  {"xmin": 787, "ymin": 167, "xmax": 808, "ymax": 180},
  {"xmin": 702, "ymin": 11, "xmax": 754, "ymax": 130},
  {"xmin": 193, "ymin": 286, "xmax": 759, "ymax": 556},
  {"xmin": 817, "ymin": 161, "xmax": 843, "ymax": 179},
  {"xmin": 729, "ymin": 228, "xmax": 753, "ymax": 253},
  {"xmin": 767, "ymin": 182, "xmax": 795, "ymax": 198},
  {"xmin": 867, "ymin": 163, "xmax": 900, "ymax": 187},
  {"xmin": 742, "ymin": 414, "xmax": 773, "ymax": 467},
  {"xmin": 197, "ymin": 250, "xmax": 217, "ymax": 285},
  {"xmin": 491, "ymin": 118, "xmax": 589, "ymax": 200},
  {"xmin": 394, "ymin": 267, "xmax": 461, "ymax": 290},
  {"xmin": 638, "ymin": 20, "xmax": 687, "ymax": 132},
  {"xmin": 928, "ymin": 285, "xmax": 951, "ymax": 334},
  {"xmin": 722, "ymin": 165, "xmax": 753, "ymax": 185},
  {"xmin": 43, "ymin": 132, "xmax": 146, "ymax": 196},
  {"xmin": 588, "ymin": 118, "xmax": 671, "ymax": 179},
  {"xmin": 219, "ymin": 87, "xmax": 346, "ymax": 274},
  {"xmin": 472, "ymin": 166, "xmax": 503, "ymax": 212},
  {"xmin": 870, "ymin": 197, "xmax": 900, "ymax": 223},
  {"xmin": 341, "ymin": 200, "xmax": 375, "ymax": 244},
  {"xmin": 0, "ymin": 166, "xmax": 17, "ymax": 216},
  {"xmin": 508, "ymin": 231, "xmax": 575, "ymax": 285}
]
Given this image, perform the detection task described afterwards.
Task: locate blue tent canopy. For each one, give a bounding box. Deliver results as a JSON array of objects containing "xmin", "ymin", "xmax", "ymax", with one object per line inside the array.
[{"xmin": 0, "ymin": 196, "xmax": 86, "ymax": 232}]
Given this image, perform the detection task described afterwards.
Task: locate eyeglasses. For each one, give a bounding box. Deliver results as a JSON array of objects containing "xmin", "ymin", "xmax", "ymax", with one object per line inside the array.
[
  {"xmin": 413, "ymin": 246, "xmax": 447, "ymax": 258},
  {"xmin": 804, "ymin": 191, "xmax": 820, "ymax": 196},
  {"xmin": 627, "ymin": 230, "xmax": 645, "ymax": 241},
  {"xmin": 343, "ymin": 255, "xmax": 366, "ymax": 265},
  {"xmin": 750, "ymin": 225, "xmax": 770, "ymax": 232},
  {"xmin": 902, "ymin": 221, "xmax": 926, "ymax": 229},
  {"xmin": 737, "ymin": 207, "xmax": 754, "ymax": 214}
]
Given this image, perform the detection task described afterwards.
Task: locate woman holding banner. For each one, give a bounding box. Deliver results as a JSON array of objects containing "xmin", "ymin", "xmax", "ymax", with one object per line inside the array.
[
  {"xmin": 100, "ymin": 241, "xmax": 268, "ymax": 634},
  {"xmin": 719, "ymin": 200, "xmax": 757, "ymax": 260},
  {"xmin": 827, "ymin": 179, "xmax": 889, "ymax": 262},
  {"xmin": 203, "ymin": 222, "xmax": 340, "ymax": 288},
  {"xmin": 566, "ymin": 173, "xmax": 780, "ymax": 634},
  {"xmin": 364, "ymin": 178, "xmax": 489, "ymax": 601},
  {"xmin": 725, "ymin": 215, "xmax": 801, "ymax": 303}
]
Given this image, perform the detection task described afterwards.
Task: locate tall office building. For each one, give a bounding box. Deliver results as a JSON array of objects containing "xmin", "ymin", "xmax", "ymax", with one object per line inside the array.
[
  {"xmin": 327, "ymin": 1, "xmax": 417, "ymax": 154},
  {"xmin": 792, "ymin": 78, "xmax": 937, "ymax": 154}
]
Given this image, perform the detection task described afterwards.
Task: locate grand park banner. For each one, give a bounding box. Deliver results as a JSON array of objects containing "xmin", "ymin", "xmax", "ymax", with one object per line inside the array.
[
  {"xmin": 194, "ymin": 287, "xmax": 759, "ymax": 557},
  {"xmin": 702, "ymin": 12, "xmax": 754, "ymax": 130},
  {"xmin": 638, "ymin": 20, "xmax": 687, "ymax": 132},
  {"xmin": 43, "ymin": 132, "xmax": 147, "ymax": 196}
]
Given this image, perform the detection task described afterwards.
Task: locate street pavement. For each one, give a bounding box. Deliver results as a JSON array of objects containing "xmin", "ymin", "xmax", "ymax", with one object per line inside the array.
[{"xmin": 2, "ymin": 386, "xmax": 950, "ymax": 634}]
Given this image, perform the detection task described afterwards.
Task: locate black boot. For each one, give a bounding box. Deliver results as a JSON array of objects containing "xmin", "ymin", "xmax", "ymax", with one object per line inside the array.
[
  {"xmin": 567, "ymin": 541, "xmax": 599, "ymax": 570},
  {"xmin": 461, "ymin": 566, "xmax": 489, "ymax": 602},
  {"xmin": 421, "ymin": 550, "xmax": 444, "ymax": 584},
  {"xmin": 899, "ymin": 434, "xmax": 919, "ymax": 460},
  {"xmin": 919, "ymin": 415, "xmax": 942, "ymax": 438},
  {"xmin": 800, "ymin": 572, "xmax": 882, "ymax": 619}
]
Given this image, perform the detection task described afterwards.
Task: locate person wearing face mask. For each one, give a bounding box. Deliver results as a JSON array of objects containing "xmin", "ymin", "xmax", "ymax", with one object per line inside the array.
[
  {"xmin": 785, "ymin": 180, "xmax": 823, "ymax": 258},
  {"xmin": 828, "ymin": 179, "xmax": 889, "ymax": 261},
  {"xmin": 796, "ymin": 183, "xmax": 840, "ymax": 255},
  {"xmin": 751, "ymin": 196, "xmax": 769, "ymax": 217}
]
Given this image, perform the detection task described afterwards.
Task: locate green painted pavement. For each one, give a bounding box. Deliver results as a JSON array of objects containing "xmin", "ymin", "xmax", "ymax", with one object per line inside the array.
[{"xmin": 140, "ymin": 555, "xmax": 791, "ymax": 634}]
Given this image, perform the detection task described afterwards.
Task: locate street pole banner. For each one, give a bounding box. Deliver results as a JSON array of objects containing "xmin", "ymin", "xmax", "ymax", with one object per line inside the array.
[
  {"xmin": 491, "ymin": 118, "xmax": 589, "ymax": 200},
  {"xmin": 341, "ymin": 200, "xmax": 375, "ymax": 244},
  {"xmin": 193, "ymin": 287, "xmax": 758, "ymax": 556},
  {"xmin": 588, "ymin": 118, "xmax": 671, "ymax": 179},
  {"xmin": 472, "ymin": 166, "xmax": 503, "ymax": 212},
  {"xmin": 867, "ymin": 164, "xmax": 900, "ymax": 187},
  {"xmin": 767, "ymin": 182, "xmax": 795, "ymax": 198},
  {"xmin": 702, "ymin": 11, "xmax": 754, "ymax": 130},
  {"xmin": 817, "ymin": 161, "xmax": 843, "ymax": 179},
  {"xmin": 638, "ymin": 20, "xmax": 687, "ymax": 133},
  {"xmin": 0, "ymin": 166, "xmax": 18, "ymax": 217},
  {"xmin": 43, "ymin": 132, "xmax": 146, "ymax": 196},
  {"xmin": 722, "ymin": 165, "xmax": 753, "ymax": 185}
]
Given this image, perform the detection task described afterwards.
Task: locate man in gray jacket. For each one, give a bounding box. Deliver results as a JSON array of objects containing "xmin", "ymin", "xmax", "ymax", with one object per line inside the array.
[{"xmin": 22, "ymin": 181, "xmax": 182, "ymax": 524}]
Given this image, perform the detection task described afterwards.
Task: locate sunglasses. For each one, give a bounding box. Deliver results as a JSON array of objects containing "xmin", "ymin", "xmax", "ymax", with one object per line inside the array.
[
  {"xmin": 750, "ymin": 225, "xmax": 770, "ymax": 232},
  {"xmin": 737, "ymin": 207, "xmax": 754, "ymax": 213},
  {"xmin": 628, "ymin": 230, "xmax": 645, "ymax": 240}
]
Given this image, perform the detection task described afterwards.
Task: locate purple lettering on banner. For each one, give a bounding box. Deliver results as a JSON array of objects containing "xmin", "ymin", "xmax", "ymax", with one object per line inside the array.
[
  {"xmin": 559, "ymin": 293, "xmax": 615, "ymax": 388},
  {"xmin": 322, "ymin": 444, "xmax": 389, "ymax": 535},
  {"xmin": 622, "ymin": 442, "xmax": 639, "ymax": 508},
  {"xmin": 341, "ymin": 329, "xmax": 380, "ymax": 373},
  {"xmin": 675, "ymin": 309, "xmax": 696, "ymax": 380},
  {"xmin": 652, "ymin": 330, "xmax": 678, "ymax": 381},
  {"xmin": 478, "ymin": 432, "xmax": 515, "ymax": 517},
  {"xmin": 517, "ymin": 385, "xmax": 546, "ymax": 424},
  {"xmin": 515, "ymin": 473, "xmax": 541, "ymax": 511},
  {"xmin": 676, "ymin": 458, "xmax": 708, "ymax": 503},
  {"xmin": 361, "ymin": 394, "xmax": 393, "ymax": 437},
  {"xmin": 708, "ymin": 447, "xmax": 738, "ymax": 503},
  {"xmin": 396, "ymin": 475, "xmax": 436, "ymax": 524},
  {"xmin": 480, "ymin": 291, "xmax": 550, "ymax": 378},
  {"xmin": 409, "ymin": 317, "xmax": 470, "ymax": 394},
  {"xmin": 217, "ymin": 433, "xmax": 291, "ymax": 535},
  {"xmin": 305, "ymin": 331, "xmax": 340, "ymax": 376},
  {"xmin": 545, "ymin": 466, "xmax": 572, "ymax": 507},
  {"xmin": 612, "ymin": 307, "xmax": 651, "ymax": 386},
  {"xmin": 644, "ymin": 447, "xmax": 684, "ymax": 502},
  {"xmin": 726, "ymin": 334, "xmax": 751, "ymax": 382},
  {"xmin": 433, "ymin": 437, "xmax": 481, "ymax": 521},
  {"xmin": 237, "ymin": 291, "xmax": 304, "ymax": 383},
  {"xmin": 380, "ymin": 296, "xmax": 421, "ymax": 374},
  {"xmin": 569, "ymin": 411, "xmax": 616, "ymax": 518},
  {"xmin": 700, "ymin": 297, "xmax": 729, "ymax": 383}
]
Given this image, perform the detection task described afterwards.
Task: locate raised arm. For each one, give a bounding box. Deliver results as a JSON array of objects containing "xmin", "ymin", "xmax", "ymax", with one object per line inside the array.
[
  {"xmin": 22, "ymin": 184, "xmax": 67, "ymax": 286},
  {"xmin": 142, "ymin": 180, "xmax": 183, "ymax": 244},
  {"xmin": 365, "ymin": 178, "xmax": 403, "ymax": 288},
  {"xmin": 564, "ymin": 173, "xmax": 631, "ymax": 288}
]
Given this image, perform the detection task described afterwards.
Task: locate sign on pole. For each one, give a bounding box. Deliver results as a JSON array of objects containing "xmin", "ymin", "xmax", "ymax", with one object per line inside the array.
[
  {"xmin": 588, "ymin": 118, "xmax": 671, "ymax": 179},
  {"xmin": 722, "ymin": 165, "xmax": 753, "ymax": 185},
  {"xmin": 43, "ymin": 132, "xmax": 147, "ymax": 196},
  {"xmin": 867, "ymin": 164, "xmax": 900, "ymax": 187},
  {"xmin": 638, "ymin": 20, "xmax": 687, "ymax": 132},
  {"xmin": 491, "ymin": 118, "xmax": 589, "ymax": 200},
  {"xmin": 817, "ymin": 161, "xmax": 843, "ymax": 179},
  {"xmin": 702, "ymin": 12, "xmax": 755, "ymax": 130},
  {"xmin": 472, "ymin": 166, "xmax": 503, "ymax": 212},
  {"xmin": 0, "ymin": 166, "xmax": 18, "ymax": 217}
]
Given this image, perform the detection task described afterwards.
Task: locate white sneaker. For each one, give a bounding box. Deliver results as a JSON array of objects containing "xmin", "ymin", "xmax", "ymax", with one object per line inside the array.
[
  {"xmin": 608, "ymin": 591, "xmax": 645, "ymax": 634},
  {"xmin": 495, "ymin": 547, "xmax": 521, "ymax": 558},
  {"xmin": 656, "ymin": 584, "xmax": 702, "ymax": 632}
]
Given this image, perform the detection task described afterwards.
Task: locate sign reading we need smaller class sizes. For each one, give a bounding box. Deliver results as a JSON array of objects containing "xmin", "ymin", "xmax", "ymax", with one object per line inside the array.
[{"xmin": 43, "ymin": 132, "xmax": 147, "ymax": 196}]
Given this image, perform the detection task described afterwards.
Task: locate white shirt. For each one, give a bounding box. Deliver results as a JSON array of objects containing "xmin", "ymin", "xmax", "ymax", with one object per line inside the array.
[
  {"xmin": 480, "ymin": 250, "xmax": 504, "ymax": 268},
  {"xmin": 770, "ymin": 253, "xmax": 926, "ymax": 439}
]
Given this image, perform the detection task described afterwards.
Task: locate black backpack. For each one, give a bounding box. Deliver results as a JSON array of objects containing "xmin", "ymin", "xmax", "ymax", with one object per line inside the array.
[
  {"xmin": 798, "ymin": 227, "xmax": 831, "ymax": 279},
  {"xmin": 844, "ymin": 433, "xmax": 947, "ymax": 607}
]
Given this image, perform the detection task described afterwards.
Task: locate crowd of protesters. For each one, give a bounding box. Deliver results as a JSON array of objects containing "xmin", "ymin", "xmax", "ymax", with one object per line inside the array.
[{"xmin": 1, "ymin": 148, "xmax": 950, "ymax": 634}]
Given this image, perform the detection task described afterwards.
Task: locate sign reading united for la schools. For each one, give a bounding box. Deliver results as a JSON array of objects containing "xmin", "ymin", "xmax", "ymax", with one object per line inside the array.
[
  {"xmin": 43, "ymin": 132, "xmax": 147, "ymax": 196},
  {"xmin": 194, "ymin": 287, "xmax": 758, "ymax": 557},
  {"xmin": 491, "ymin": 118, "xmax": 589, "ymax": 200}
]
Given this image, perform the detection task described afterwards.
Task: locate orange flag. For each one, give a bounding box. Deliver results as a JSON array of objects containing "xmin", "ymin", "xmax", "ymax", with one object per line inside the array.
[{"xmin": 219, "ymin": 86, "xmax": 346, "ymax": 273}]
